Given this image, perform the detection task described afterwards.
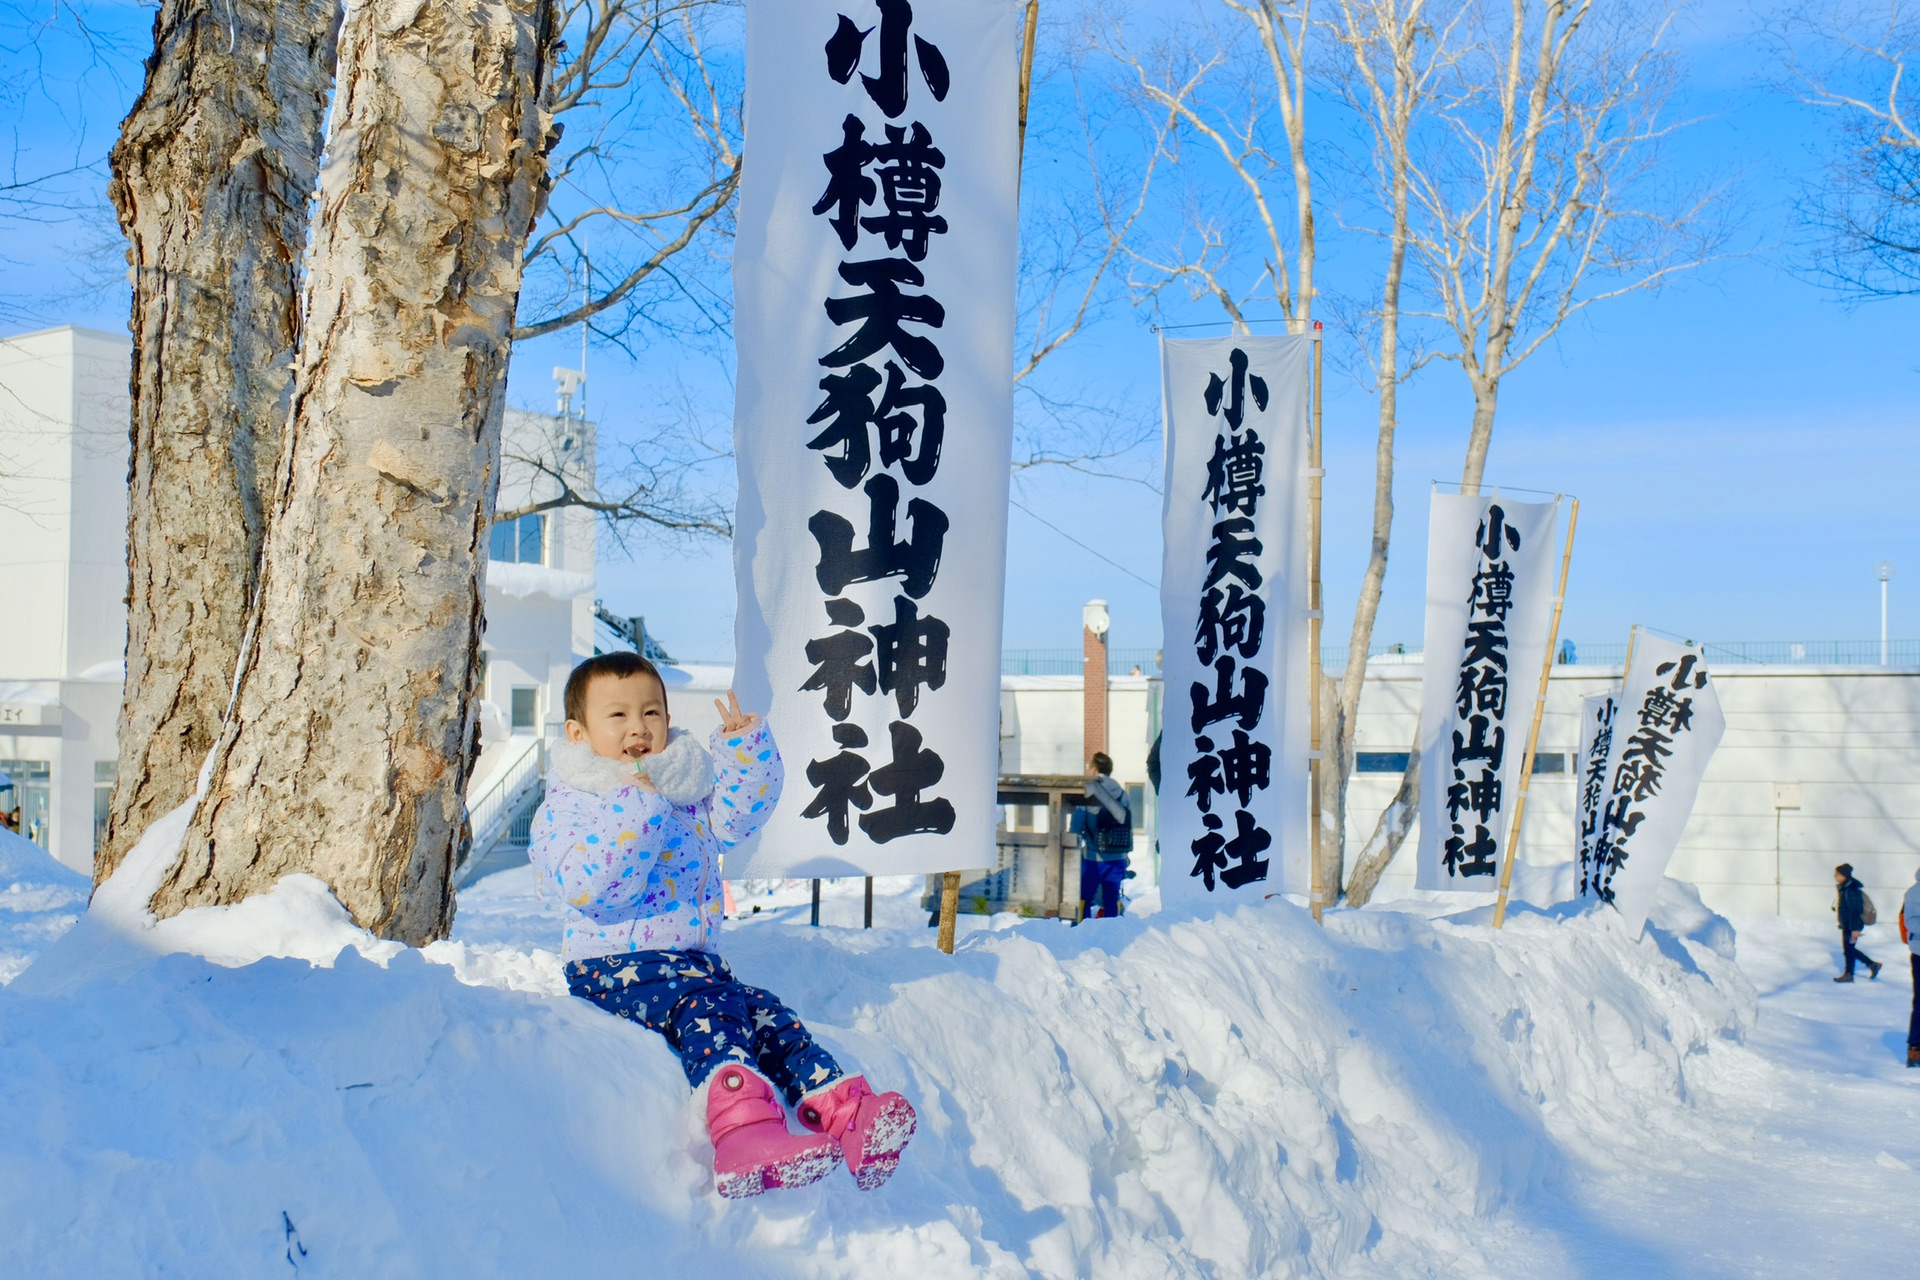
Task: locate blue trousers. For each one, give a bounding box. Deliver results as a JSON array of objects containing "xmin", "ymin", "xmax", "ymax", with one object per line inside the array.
[
  {"xmin": 1080, "ymin": 858, "xmax": 1127, "ymax": 919},
  {"xmin": 565, "ymin": 949, "xmax": 844, "ymax": 1104},
  {"xmin": 1842, "ymin": 930, "xmax": 1877, "ymax": 977},
  {"xmin": 1910, "ymin": 955, "xmax": 1920, "ymax": 1050}
]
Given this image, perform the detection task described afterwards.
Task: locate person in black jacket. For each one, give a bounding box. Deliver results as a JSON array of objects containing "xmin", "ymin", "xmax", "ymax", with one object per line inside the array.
[{"xmin": 1834, "ymin": 863, "xmax": 1883, "ymax": 983}]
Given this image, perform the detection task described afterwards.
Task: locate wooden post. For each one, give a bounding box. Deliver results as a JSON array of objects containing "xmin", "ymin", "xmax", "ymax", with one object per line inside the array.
[
  {"xmin": 1493, "ymin": 498, "xmax": 1580, "ymax": 929},
  {"xmin": 936, "ymin": 870, "xmax": 962, "ymax": 953},
  {"xmin": 1018, "ymin": 0, "xmax": 1038, "ymax": 168},
  {"xmin": 864, "ymin": 876, "xmax": 874, "ymax": 929},
  {"xmin": 936, "ymin": 0, "xmax": 1041, "ymax": 956},
  {"xmin": 810, "ymin": 878, "xmax": 821, "ymax": 928},
  {"xmin": 1307, "ymin": 322, "xmax": 1325, "ymax": 922}
]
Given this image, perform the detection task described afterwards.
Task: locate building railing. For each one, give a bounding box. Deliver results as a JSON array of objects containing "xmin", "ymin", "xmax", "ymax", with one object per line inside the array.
[{"xmin": 467, "ymin": 735, "xmax": 545, "ymax": 864}]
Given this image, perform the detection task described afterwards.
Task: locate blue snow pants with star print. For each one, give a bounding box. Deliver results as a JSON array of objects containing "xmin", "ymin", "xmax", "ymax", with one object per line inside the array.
[{"xmin": 565, "ymin": 949, "xmax": 845, "ymax": 1104}]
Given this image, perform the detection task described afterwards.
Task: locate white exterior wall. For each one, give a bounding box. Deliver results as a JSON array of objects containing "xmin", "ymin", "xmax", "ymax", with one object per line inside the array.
[
  {"xmin": 470, "ymin": 407, "xmax": 599, "ymax": 793},
  {"xmin": 0, "ymin": 328, "xmax": 132, "ymax": 873},
  {"xmin": 997, "ymin": 674, "xmax": 1156, "ymax": 785},
  {"xmin": 1345, "ymin": 661, "xmax": 1920, "ymax": 922},
  {"xmin": 0, "ymin": 327, "xmax": 130, "ymax": 681}
]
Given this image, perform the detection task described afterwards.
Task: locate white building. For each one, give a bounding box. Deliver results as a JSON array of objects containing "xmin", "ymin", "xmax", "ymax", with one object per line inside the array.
[
  {"xmin": 989, "ymin": 648, "xmax": 1920, "ymax": 922},
  {"xmin": 0, "ymin": 327, "xmax": 132, "ymax": 872},
  {"xmin": 1345, "ymin": 658, "xmax": 1920, "ymax": 921},
  {"xmin": 0, "ymin": 325, "xmax": 605, "ymax": 875}
]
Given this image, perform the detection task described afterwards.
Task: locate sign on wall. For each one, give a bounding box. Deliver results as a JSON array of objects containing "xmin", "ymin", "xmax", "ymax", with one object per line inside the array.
[
  {"xmin": 1415, "ymin": 494, "xmax": 1562, "ymax": 891},
  {"xmin": 1157, "ymin": 336, "xmax": 1310, "ymax": 904},
  {"xmin": 729, "ymin": 0, "xmax": 1018, "ymax": 876},
  {"xmin": 1576, "ymin": 634, "xmax": 1726, "ymax": 933}
]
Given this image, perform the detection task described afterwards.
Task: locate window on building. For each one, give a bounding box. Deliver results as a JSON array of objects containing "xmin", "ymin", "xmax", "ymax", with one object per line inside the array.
[
  {"xmin": 1356, "ymin": 752, "xmax": 1411, "ymax": 774},
  {"xmin": 93, "ymin": 760, "xmax": 116, "ymax": 850},
  {"xmin": 1126, "ymin": 783, "xmax": 1146, "ymax": 828},
  {"xmin": 0, "ymin": 759, "xmax": 52, "ymax": 849},
  {"xmin": 510, "ymin": 686, "xmax": 539, "ymax": 734},
  {"xmin": 1531, "ymin": 753, "xmax": 1567, "ymax": 774},
  {"xmin": 489, "ymin": 513, "xmax": 547, "ymax": 565}
]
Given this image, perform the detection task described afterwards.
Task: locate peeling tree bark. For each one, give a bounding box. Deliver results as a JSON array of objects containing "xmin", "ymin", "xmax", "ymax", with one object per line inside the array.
[
  {"xmin": 99, "ymin": 0, "xmax": 338, "ymax": 885},
  {"xmin": 151, "ymin": 0, "xmax": 561, "ymax": 943}
]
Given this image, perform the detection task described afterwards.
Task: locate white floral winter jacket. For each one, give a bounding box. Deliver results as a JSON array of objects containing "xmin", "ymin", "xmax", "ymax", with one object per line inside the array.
[{"xmin": 529, "ymin": 719, "xmax": 783, "ymax": 962}]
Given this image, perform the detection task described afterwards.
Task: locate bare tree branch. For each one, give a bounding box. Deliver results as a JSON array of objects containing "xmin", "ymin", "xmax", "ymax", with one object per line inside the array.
[
  {"xmin": 512, "ymin": 0, "xmax": 743, "ymax": 341},
  {"xmin": 1771, "ymin": 1, "xmax": 1920, "ymax": 298},
  {"xmin": 1399, "ymin": 0, "xmax": 1725, "ymax": 492}
]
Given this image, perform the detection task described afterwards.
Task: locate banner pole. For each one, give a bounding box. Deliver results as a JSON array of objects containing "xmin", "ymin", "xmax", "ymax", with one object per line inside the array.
[
  {"xmin": 941, "ymin": 1, "xmax": 1039, "ymax": 957},
  {"xmin": 1308, "ymin": 321, "xmax": 1325, "ymax": 923},
  {"xmin": 1493, "ymin": 497, "xmax": 1579, "ymax": 929},
  {"xmin": 936, "ymin": 870, "xmax": 962, "ymax": 951},
  {"xmin": 1018, "ymin": 0, "xmax": 1038, "ymax": 170}
]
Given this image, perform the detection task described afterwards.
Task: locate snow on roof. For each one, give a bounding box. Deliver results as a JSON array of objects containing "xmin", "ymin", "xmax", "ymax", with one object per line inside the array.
[{"xmin": 485, "ymin": 562, "xmax": 594, "ymax": 600}]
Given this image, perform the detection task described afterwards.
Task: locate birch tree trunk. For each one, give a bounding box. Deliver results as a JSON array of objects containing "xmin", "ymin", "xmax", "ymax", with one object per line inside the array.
[
  {"xmin": 150, "ymin": 0, "xmax": 561, "ymax": 943},
  {"xmin": 1326, "ymin": 0, "xmax": 1434, "ymax": 901},
  {"xmin": 99, "ymin": 0, "xmax": 338, "ymax": 885}
]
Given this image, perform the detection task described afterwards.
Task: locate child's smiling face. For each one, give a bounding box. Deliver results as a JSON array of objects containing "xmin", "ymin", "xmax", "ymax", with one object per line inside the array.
[{"xmin": 565, "ymin": 671, "xmax": 670, "ymax": 762}]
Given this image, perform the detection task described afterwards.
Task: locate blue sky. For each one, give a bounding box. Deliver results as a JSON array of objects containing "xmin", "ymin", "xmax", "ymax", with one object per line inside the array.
[{"xmin": 3, "ymin": 1, "xmax": 1914, "ymax": 663}]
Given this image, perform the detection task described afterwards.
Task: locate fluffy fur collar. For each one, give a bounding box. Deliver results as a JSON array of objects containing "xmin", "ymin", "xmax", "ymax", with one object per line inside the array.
[{"xmin": 547, "ymin": 730, "xmax": 714, "ymax": 807}]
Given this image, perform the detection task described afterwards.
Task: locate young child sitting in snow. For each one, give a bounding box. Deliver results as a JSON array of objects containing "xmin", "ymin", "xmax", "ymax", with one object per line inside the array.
[{"xmin": 530, "ymin": 652, "xmax": 916, "ymax": 1198}]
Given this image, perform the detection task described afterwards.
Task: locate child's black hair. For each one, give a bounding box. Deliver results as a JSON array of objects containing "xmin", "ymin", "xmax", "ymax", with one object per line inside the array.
[
  {"xmin": 1090, "ymin": 751, "xmax": 1114, "ymax": 775},
  {"xmin": 564, "ymin": 651, "xmax": 664, "ymax": 723}
]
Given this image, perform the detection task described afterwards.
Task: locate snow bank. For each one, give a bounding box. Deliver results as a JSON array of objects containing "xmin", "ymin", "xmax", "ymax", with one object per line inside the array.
[
  {"xmin": 0, "ymin": 827, "xmax": 88, "ymax": 984},
  {"xmin": 0, "ymin": 863, "xmax": 1757, "ymax": 1278}
]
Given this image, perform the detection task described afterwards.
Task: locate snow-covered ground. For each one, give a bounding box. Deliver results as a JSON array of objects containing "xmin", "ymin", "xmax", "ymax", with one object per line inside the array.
[{"xmin": 1, "ymin": 833, "xmax": 1915, "ymax": 1278}]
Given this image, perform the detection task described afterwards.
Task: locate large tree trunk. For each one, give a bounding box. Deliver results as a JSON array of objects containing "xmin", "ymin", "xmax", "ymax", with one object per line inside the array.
[
  {"xmin": 99, "ymin": 0, "xmax": 339, "ymax": 885},
  {"xmin": 150, "ymin": 0, "xmax": 560, "ymax": 943}
]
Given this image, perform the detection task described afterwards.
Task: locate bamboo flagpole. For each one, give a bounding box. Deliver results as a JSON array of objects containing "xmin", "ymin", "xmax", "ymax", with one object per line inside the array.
[
  {"xmin": 1492, "ymin": 497, "xmax": 1580, "ymax": 929},
  {"xmin": 1307, "ymin": 322, "xmax": 1325, "ymax": 923},
  {"xmin": 1017, "ymin": 0, "xmax": 1039, "ymax": 164},
  {"xmin": 940, "ymin": 0, "xmax": 1041, "ymax": 957}
]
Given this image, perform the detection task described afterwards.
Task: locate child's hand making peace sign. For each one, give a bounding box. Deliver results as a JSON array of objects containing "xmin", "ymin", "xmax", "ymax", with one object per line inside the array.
[{"xmin": 713, "ymin": 689, "xmax": 760, "ymax": 735}]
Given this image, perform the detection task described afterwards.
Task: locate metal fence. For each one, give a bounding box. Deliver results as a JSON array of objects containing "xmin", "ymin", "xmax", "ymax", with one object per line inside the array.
[
  {"xmin": 1002, "ymin": 647, "xmax": 1161, "ymax": 676},
  {"xmin": 692, "ymin": 640, "xmax": 1919, "ymax": 679},
  {"xmin": 1323, "ymin": 638, "xmax": 1920, "ymax": 669}
]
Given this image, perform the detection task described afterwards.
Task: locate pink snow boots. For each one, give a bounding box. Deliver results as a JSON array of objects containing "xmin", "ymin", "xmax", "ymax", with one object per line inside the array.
[
  {"xmin": 797, "ymin": 1075, "xmax": 917, "ymax": 1190},
  {"xmin": 705, "ymin": 1065, "xmax": 840, "ymax": 1199}
]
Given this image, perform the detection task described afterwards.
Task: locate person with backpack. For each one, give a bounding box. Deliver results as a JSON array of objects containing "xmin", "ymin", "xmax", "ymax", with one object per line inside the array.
[
  {"xmin": 1902, "ymin": 867, "xmax": 1920, "ymax": 1068},
  {"xmin": 1833, "ymin": 862, "xmax": 1883, "ymax": 983},
  {"xmin": 1080, "ymin": 752, "xmax": 1133, "ymax": 919}
]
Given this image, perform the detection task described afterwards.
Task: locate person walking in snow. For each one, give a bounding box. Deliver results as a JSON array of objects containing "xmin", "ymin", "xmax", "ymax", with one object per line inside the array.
[
  {"xmin": 1079, "ymin": 752, "xmax": 1132, "ymax": 919},
  {"xmin": 1903, "ymin": 868, "xmax": 1920, "ymax": 1068},
  {"xmin": 1832, "ymin": 862, "xmax": 1882, "ymax": 983},
  {"xmin": 529, "ymin": 652, "xmax": 915, "ymax": 1198}
]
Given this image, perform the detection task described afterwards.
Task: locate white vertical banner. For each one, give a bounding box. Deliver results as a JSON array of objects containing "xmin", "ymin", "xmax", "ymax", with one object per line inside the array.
[
  {"xmin": 730, "ymin": 0, "xmax": 1018, "ymax": 876},
  {"xmin": 1415, "ymin": 494, "xmax": 1563, "ymax": 891},
  {"xmin": 1158, "ymin": 336, "xmax": 1310, "ymax": 904},
  {"xmin": 1581, "ymin": 635, "xmax": 1726, "ymax": 933},
  {"xmin": 1572, "ymin": 692, "xmax": 1619, "ymax": 900}
]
